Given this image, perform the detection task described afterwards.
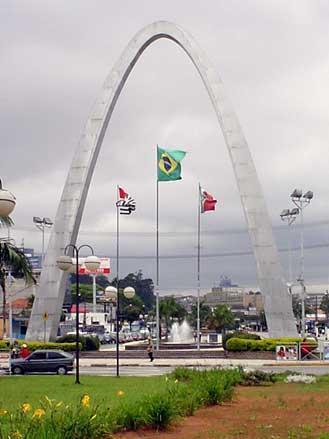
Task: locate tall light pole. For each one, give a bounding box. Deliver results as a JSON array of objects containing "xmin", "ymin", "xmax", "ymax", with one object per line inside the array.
[
  {"xmin": 290, "ymin": 189, "xmax": 313, "ymax": 338},
  {"xmin": 33, "ymin": 217, "xmax": 53, "ymax": 265},
  {"xmin": 0, "ymin": 178, "xmax": 16, "ymax": 338},
  {"xmin": 280, "ymin": 207, "xmax": 299, "ymax": 284},
  {"xmin": 105, "ymin": 285, "xmax": 135, "ymax": 377},
  {"xmin": 57, "ymin": 246, "xmax": 100, "ymax": 384}
]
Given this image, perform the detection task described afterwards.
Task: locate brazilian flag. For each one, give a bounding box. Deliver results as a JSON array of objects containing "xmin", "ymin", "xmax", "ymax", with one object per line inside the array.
[{"xmin": 157, "ymin": 146, "xmax": 186, "ymax": 182}]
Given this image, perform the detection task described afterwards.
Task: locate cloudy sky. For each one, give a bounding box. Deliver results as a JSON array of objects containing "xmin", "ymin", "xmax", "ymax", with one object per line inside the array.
[{"xmin": 2, "ymin": 0, "xmax": 329, "ymax": 294}]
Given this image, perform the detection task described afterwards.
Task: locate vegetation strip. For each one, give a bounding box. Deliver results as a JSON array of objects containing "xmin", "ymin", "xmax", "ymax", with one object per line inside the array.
[{"xmin": 0, "ymin": 368, "xmax": 245, "ymax": 438}]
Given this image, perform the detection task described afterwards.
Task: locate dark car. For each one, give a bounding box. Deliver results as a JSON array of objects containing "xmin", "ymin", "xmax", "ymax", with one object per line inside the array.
[{"xmin": 11, "ymin": 350, "xmax": 74, "ymax": 375}]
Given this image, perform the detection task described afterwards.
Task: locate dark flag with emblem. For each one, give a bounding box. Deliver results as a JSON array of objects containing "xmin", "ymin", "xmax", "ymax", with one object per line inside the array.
[{"xmin": 116, "ymin": 186, "xmax": 136, "ymax": 215}]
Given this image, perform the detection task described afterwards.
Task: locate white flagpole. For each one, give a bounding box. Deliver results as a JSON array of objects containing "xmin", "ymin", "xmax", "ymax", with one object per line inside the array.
[
  {"xmin": 116, "ymin": 185, "xmax": 120, "ymax": 377},
  {"xmin": 156, "ymin": 172, "xmax": 160, "ymax": 351},
  {"xmin": 197, "ymin": 183, "xmax": 201, "ymax": 351}
]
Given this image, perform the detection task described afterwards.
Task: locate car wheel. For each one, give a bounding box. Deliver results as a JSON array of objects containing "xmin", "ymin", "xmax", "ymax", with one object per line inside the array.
[
  {"xmin": 57, "ymin": 366, "xmax": 67, "ymax": 375},
  {"xmin": 12, "ymin": 366, "xmax": 23, "ymax": 375}
]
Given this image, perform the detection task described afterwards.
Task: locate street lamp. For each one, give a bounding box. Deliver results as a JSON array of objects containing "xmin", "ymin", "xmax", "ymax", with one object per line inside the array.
[
  {"xmin": 0, "ymin": 179, "xmax": 16, "ymax": 217},
  {"xmin": 57, "ymin": 245, "xmax": 100, "ymax": 384},
  {"xmin": 290, "ymin": 188, "xmax": 313, "ymax": 338},
  {"xmin": 280, "ymin": 207, "xmax": 299, "ymax": 284},
  {"xmin": 105, "ymin": 285, "xmax": 135, "ymax": 377},
  {"xmin": 33, "ymin": 217, "xmax": 53, "ymax": 265}
]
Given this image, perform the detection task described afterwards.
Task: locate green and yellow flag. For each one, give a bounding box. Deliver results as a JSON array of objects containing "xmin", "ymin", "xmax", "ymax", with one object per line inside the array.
[{"xmin": 157, "ymin": 146, "xmax": 186, "ymax": 182}]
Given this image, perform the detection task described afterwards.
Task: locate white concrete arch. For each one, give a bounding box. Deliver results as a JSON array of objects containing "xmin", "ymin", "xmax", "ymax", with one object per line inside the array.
[{"xmin": 27, "ymin": 21, "xmax": 297, "ymax": 341}]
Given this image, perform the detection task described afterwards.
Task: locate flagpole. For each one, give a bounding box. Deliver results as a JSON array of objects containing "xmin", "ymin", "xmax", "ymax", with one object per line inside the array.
[
  {"xmin": 197, "ymin": 183, "xmax": 201, "ymax": 351},
  {"xmin": 116, "ymin": 185, "xmax": 120, "ymax": 377},
  {"xmin": 156, "ymin": 176, "xmax": 160, "ymax": 351}
]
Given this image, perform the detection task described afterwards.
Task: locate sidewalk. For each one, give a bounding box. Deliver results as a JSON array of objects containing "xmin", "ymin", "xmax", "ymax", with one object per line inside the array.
[{"xmin": 80, "ymin": 357, "xmax": 323, "ymax": 368}]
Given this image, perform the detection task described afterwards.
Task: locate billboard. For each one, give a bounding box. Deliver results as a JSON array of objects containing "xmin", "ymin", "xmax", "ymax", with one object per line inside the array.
[
  {"xmin": 78, "ymin": 257, "xmax": 111, "ymax": 275},
  {"xmin": 276, "ymin": 344, "xmax": 298, "ymax": 361}
]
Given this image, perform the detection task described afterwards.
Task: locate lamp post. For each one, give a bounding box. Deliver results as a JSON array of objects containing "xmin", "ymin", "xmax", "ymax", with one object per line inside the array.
[
  {"xmin": 0, "ymin": 179, "xmax": 16, "ymax": 338},
  {"xmin": 280, "ymin": 207, "xmax": 299, "ymax": 284},
  {"xmin": 33, "ymin": 217, "xmax": 53, "ymax": 265},
  {"xmin": 290, "ymin": 189, "xmax": 313, "ymax": 338},
  {"xmin": 105, "ymin": 285, "xmax": 135, "ymax": 377},
  {"xmin": 57, "ymin": 246, "xmax": 100, "ymax": 384}
]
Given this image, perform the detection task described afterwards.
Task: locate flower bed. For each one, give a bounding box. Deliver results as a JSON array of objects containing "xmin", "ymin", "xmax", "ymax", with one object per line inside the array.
[{"xmin": 0, "ymin": 368, "xmax": 243, "ymax": 438}]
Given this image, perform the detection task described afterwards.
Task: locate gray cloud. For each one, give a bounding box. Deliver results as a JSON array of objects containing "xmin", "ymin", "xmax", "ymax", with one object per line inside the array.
[{"xmin": 2, "ymin": 0, "xmax": 329, "ymax": 293}]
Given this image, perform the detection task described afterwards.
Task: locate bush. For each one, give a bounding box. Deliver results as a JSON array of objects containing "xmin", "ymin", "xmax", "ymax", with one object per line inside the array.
[
  {"xmin": 56, "ymin": 334, "xmax": 100, "ymax": 351},
  {"xmin": 241, "ymin": 370, "xmax": 277, "ymax": 386},
  {"xmin": 226, "ymin": 337, "xmax": 314, "ymax": 352},
  {"xmin": 0, "ymin": 340, "xmax": 77, "ymax": 352},
  {"xmin": 144, "ymin": 392, "xmax": 176, "ymax": 430},
  {"xmin": 222, "ymin": 331, "xmax": 261, "ymax": 349}
]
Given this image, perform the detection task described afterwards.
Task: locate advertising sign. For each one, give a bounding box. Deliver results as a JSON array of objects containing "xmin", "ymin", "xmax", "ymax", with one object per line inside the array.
[
  {"xmin": 79, "ymin": 257, "xmax": 111, "ymax": 275},
  {"xmin": 322, "ymin": 341, "xmax": 329, "ymax": 360},
  {"xmin": 276, "ymin": 344, "xmax": 298, "ymax": 361}
]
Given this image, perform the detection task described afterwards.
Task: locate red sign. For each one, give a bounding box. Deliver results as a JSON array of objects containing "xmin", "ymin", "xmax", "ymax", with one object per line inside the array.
[{"xmin": 79, "ymin": 258, "xmax": 111, "ymax": 275}]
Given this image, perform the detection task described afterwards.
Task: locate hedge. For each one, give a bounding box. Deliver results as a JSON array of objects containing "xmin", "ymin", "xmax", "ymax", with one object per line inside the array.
[
  {"xmin": 226, "ymin": 337, "xmax": 316, "ymax": 352},
  {"xmin": 222, "ymin": 331, "xmax": 261, "ymax": 349},
  {"xmin": 0, "ymin": 340, "xmax": 77, "ymax": 352},
  {"xmin": 56, "ymin": 334, "xmax": 100, "ymax": 351}
]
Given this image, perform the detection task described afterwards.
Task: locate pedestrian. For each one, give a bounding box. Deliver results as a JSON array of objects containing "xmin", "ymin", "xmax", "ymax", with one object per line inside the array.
[
  {"xmin": 11, "ymin": 341, "xmax": 20, "ymax": 359},
  {"xmin": 20, "ymin": 344, "xmax": 30, "ymax": 359},
  {"xmin": 146, "ymin": 336, "xmax": 154, "ymax": 362}
]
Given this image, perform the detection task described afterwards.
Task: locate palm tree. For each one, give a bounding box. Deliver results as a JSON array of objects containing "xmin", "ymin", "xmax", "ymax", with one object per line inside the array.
[
  {"xmin": 207, "ymin": 304, "xmax": 234, "ymax": 334},
  {"xmin": 159, "ymin": 297, "xmax": 186, "ymax": 341},
  {"xmin": 0, "ymin": 216, "xmax": 35, "ymax": 338}
]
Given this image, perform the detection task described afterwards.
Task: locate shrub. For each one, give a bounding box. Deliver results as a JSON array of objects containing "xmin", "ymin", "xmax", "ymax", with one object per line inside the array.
[
  {"xmin": 222, "ymin": 331, "xmax": 261, "ymax": 349},
  {"xmin": 0, "ymin": 340, "xmax": 77, "ymax": 352},
  {"xmin": 144, "ymin": 393, "xmax": 176, "ymax": 430},
  {"xmin": 56, "ymin": 334, "xmax": 100, "ymax": 351},
  {"xmin": 241, "ymin": 370, "xmax": 277, "ymax": 386},
  {"xmin": 225, "ymin": 337, "xmax": 311, "ymax": 352}
]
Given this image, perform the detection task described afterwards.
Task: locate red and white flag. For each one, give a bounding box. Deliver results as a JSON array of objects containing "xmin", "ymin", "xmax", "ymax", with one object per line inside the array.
[
  {"xmin": 116, "ymin": 186, "xmax": 136, "ymax": 215},
  {"xmin": 200, "ymin": 187, "xmax": 217, "ymax": 213}
]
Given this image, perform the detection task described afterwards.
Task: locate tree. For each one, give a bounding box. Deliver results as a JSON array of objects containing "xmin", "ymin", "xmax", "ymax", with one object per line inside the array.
[
  {"xmin": 110, "ymin": 270, "xmax": 155, "ymax": 310},
  {"xmin": 292, "ymin": 295, "xmax": 312, "ymax": 322},
  {"xmin": 206, "ymin": 304, "xmax": 234, "ymax": 334},
  {"xmin": 0, "ymin": 240, "xmax": 35, "ymax": 337},
  {"xmin": 159, "ymin": 297, "xmax": 186, "ymax": 341},
  {"xmin": 188, "ymin": 301, "xmax": 212, "ymax": 329},
  {"xmin": 320, "ymin": 293, "xmax": 329, "ymax": 321}
]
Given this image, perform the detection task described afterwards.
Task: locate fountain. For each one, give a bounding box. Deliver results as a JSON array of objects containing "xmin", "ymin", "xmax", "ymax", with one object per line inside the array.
[{"xmin": 170, "ymin": 320, "xmax": 194, "ymax": 343}]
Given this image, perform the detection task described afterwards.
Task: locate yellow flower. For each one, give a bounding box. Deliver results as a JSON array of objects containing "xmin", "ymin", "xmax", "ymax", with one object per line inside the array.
[
  {"xmin": 32, "ymin": 408, "xmax": 45, "ymax": 419},
  {"xmin": 81, "ymin": 394, "xmax": 90, "ymax": 407},
  {"xmin": 117, "ymin": 390, "xmax": 125, "ymax": 397},
  {"xmin": 11, "ymin": 432, "xmax": 22, "ymax": 439},
  {"xmin": 174, "ymin": 379, "xmax": 178, "ymax": 384},
  {"xmin": 21, "ymin": 403, "xmax": 31, "ymax": 413},
  {"xmin": 0, "ymin": 409, "xmax": 8, "ymax": 416}
]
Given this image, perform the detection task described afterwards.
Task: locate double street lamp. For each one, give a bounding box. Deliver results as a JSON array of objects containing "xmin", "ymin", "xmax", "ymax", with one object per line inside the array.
[
  {"xmin": 57, "ymin": 245, "xmax": 100, "ymax": 384},
  {"xmin": 104, "ymin": 284, "xmax": 135, "ymax": 377},
  {"xmin": 290, "ymin": 189, "xmax": 313, "ymax": 337}
]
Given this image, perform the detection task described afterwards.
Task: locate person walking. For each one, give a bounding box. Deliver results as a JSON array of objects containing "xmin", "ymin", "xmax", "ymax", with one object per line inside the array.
[{"xmin": 146, "ymin": 336, "xmax": 154, "ymax": 362}]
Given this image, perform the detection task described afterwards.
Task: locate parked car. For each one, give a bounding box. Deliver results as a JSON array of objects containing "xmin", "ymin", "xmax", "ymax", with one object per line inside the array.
[{"xmin": 11, "ymin": 350, "xmax": 74, "ymax": 375}]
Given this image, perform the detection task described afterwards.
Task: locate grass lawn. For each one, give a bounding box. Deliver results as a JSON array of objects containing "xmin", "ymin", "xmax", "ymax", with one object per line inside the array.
[{"xmin": 0, "ymin": 375, "xmax": 167, "ymax": 409}]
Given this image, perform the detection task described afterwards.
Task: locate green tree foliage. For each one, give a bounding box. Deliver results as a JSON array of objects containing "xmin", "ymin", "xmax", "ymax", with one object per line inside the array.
[
  {"xmin": 206, "ymin": 304, "xmax": 234, "ymax": 333},
  {"xmin": 110, "ymin": 270, "xmax": 155, "ymax": 310},
  {"xmin": 159, "ymin": 296, "xmax": 187, "ymax": 340},
  {"xmin": 187, "ymin": 301, "xmax": 212, "ymax": 329},
  {"xmin": 71, "ymin": 284, "xmax": 104, "ymax": 302},
  {"xmin": 292, "ymin": 295, "xmax": 312, "ymax": 321},
  {"xmin": 320, "ymin": 293, "xmax": 329, "ymax": 320},
  {"xmin": 0, "ymin": 219, "xmax": 36, "ymax": 335}
]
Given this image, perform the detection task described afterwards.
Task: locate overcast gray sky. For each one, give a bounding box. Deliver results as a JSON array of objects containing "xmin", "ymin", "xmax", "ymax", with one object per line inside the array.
[{"xmin": 2, "ymin": 0, "xmax": 329, "ymax": 294}]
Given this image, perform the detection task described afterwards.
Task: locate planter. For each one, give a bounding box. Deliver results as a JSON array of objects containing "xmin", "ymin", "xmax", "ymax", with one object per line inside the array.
[{"xmin": 225, "ymin": 350, "xmax": 275, "ymax": 360}]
